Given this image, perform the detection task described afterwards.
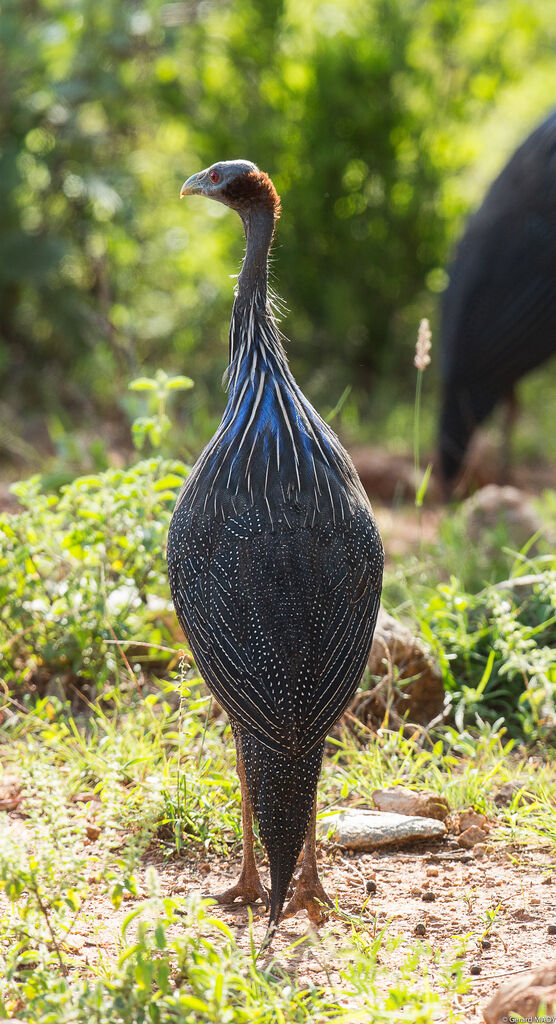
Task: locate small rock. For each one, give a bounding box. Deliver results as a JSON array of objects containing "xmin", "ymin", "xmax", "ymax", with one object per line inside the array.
[
  {"xmin": 71, "ymin": 790, "xmax": 101, "ymax": 804},
  {"xmin": 511, "ymin": 908, "xmax": 536, "ymax": 923},
  {"xmin": 473, "ymin": 844, "xmax": 488, "ymax": 858},
  {"xmin": 544, "ymin": 875, "xmax": 553, "ymax": 885},
  {"xmin": 351, "ymin": 447, "xmax": 439, "ymax": 504},
  {"xmin": 414, "ymin": 922, "xmax": 427, "ymax": 936},
  {"xmin": 426, "ymin": 867, "xmax": 439, "ymax": 877},
  {"xmin": 0, "ymin": 774, "xmax": 22, "ymax": 812},
  {"xmin": 319, "ymin": 809, "xmax": 446, "ymax": 851},
  {"xmin": 457, "ymin": 809, "xmax": 487, "ymax": 833},
  {"xmin": 462, "ymin": 485, "xmax": 545, "ymax": 553},
  {"xmin": 365, "ymin": 880, "xmax": 377, "ymax": 895},
  {"xmin": 548, "ymin": 924, "xmax": 556, "ymax": 935},
  {"xmin": 494, "ymin": 781, "xmax": 524, "ymax": 807},
  {"xmin": 85, "ymin": 822, "xmax": 101, "ymax": 841},
  {"xmin": 481, "ymin": 938, "xmax": 492, "ymax": 950},
  {"xmin": 422, "ymin": 891, "xmax": 436, "ymax": 902},
  {"xmin": 483, "ymin": 960, "xmax": 556, "ymax": 1023},
  {"xmin": 457, "ymin": 826, "xmax": 487, "ymax": 849},
  {"xmin": 372, "ymin": 787, "xmax": 450, "ymax": 822},
  {"xmin": 531, "ymin": 897, "xmax": 541, "ymax": 906},
  {"xmin": 470, "ymin": 964, "xmax": 481, "ymax": 976}
]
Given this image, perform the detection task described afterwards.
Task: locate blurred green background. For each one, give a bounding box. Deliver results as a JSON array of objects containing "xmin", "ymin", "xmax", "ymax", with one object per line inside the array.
[{"xmin": 2, "ymin": 0, "xmax": 556, "ymax": 469}]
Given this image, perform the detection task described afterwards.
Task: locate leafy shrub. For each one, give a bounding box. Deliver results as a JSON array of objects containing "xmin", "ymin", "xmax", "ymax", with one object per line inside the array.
[
  {"xmin": 421, "ymin": 571, "xmax": 556, "ymax": 739},
  {"xmin": 0, "ymin": 457, "xmax": 187, "ymax": 699}
]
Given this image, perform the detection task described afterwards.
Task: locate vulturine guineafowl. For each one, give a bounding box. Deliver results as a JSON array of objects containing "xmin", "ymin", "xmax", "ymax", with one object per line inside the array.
[
  {"xmin": 167, "ymin": 160, "xmax": 383, "ymax": 946},
  {"xmin": 439, "ymin": 109, "xmax": 556, "ymax": 488}
]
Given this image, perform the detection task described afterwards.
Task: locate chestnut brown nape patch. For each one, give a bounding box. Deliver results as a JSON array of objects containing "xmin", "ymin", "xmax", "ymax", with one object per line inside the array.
[{"xmin": 224, "ymin": 170, "xmax": 281, "ymax": 218}]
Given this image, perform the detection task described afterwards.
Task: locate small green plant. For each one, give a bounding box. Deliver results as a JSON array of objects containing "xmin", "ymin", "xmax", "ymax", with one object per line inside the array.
[
  {"xmin": 128, "ymin": 369, "xmax": 194, "ymax": 453},
  {"xmin": 480, "ymin": 901, "xmax": 502, "ymax": 941},
  {"xmin": 461, "ymin": 887, "xmax": 478, "ymax": 913},
  {"xmin": 0, "ymin": 764, "xmax": 92, "ymax": 985}
]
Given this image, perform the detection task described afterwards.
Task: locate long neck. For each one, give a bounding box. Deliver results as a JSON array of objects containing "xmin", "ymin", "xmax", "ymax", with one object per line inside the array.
[
  {"xmin": 229, "ymin": 207, "xmax": 275, "ymax": 365},
  {"xmin": 237, "ymin": 207, "xmax": 274, "ymax": 303},
  {"xmin": 184, "ymin": 202, "xmax": 365, "ymax": 518}
]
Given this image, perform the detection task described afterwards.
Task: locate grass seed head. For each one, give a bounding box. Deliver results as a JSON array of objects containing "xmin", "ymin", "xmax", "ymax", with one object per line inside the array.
[{"xmin": 414, "ymin": 318, "xmax": 432, "ymax": 371}]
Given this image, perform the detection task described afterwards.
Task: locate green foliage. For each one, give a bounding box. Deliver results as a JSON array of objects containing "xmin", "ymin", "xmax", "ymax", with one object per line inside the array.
[
  {"xmin": 0, "ymin": 457, "xmax": 186, "ymax": 697},
  {"xmin": 422, "ymin": 573, "xmax": 556, "ymax": 740},
  {"xmin": 129, "ymin": 368, "xmax": 194, "ymax": 453},
  {"xmin": 380, "ymin": 488, "xmax": 556, "ymax": 739},
  {"xmin": 0, "ymin": 764, "xmax": 90, "ymax": 981},
  {"xmin": 2, "ymin": 0, "xmax": 556, "ymax": 432},
  {"xmin": 0, "ymin": 699, "xmax": 477, "ymax": 1021}
]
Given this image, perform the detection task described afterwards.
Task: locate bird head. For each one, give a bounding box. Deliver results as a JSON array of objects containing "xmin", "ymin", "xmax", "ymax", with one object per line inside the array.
[{"xmin": 180, "ymin": 160, "xmax": 281, "ymax": 220}]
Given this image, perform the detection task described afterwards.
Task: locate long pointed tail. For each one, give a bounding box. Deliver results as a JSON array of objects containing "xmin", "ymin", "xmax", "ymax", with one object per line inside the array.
[{"xmin": 240, "ymin": 732, "xmax": 324, "ymax": 945}]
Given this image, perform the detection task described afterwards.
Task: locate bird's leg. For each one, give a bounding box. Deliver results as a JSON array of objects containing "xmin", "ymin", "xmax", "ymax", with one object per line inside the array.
[
  {"xmin": 211, "ymin": 749, "xmax": 269, "ymax": 908},
  {"xmin": 282, "ymin": 797, "xmax": 332, "ymax": 924},
  {"xmin": 500, "ymin": 385, "xmax": 518, "ymax": 483}
]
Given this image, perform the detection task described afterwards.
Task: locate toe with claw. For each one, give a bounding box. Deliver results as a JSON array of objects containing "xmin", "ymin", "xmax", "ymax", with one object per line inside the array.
[
  {"xmin": 208, "ymin": 868, "xmax": 269, "ymax": 908},
  {"xmin": 282, "ymin": 873, "xmax": 332, "ymax": 924}
]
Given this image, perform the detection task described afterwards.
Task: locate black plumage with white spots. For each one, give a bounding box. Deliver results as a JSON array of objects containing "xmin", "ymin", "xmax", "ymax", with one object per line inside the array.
[{"xmin": 167, "ymin": 160, "xmax": 383, "ymax": 940}]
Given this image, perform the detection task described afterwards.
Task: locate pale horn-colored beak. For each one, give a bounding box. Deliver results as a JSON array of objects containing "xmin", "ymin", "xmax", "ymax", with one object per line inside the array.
[{"xmin": 180, "ymin": 171, "xmax": 206, "ymax": 199}]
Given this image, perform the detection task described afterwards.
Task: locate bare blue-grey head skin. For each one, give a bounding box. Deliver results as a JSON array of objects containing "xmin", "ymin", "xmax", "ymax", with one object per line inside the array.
[
  {"xmin": 168, "ymin": 159, "xmax": 384, "ymax": 950},
  {"xmin": 180, "ymin": 159, "xmax": 260, "ymax": 204}
]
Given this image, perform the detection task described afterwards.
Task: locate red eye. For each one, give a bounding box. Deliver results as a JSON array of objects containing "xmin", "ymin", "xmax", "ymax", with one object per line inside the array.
[{"xmin": 209, "ymin": 170, "xmax": 219, "ymax": 183}]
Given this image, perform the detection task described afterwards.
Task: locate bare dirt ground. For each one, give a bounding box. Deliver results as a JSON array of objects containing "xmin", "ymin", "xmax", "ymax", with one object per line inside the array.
[
  {"xmin": 144, "ymin": 843, "xmax": 547, "ymax": 1014},
  {"xmin": 161, "ymin": 838, "xmax": 556, "ymax": 1020},
  {"xmin": 373, "ymin": 501, "xmax": 443, "ymax": 560}
]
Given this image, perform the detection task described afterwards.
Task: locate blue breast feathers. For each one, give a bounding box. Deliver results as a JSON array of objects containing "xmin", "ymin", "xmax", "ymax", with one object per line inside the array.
[{"xmin": 179, "ymin": 317, "xmax": 366, "ymax": 523}]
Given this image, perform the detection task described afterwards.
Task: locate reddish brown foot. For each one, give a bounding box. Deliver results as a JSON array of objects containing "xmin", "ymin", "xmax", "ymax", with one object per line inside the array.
[
  {"xmin": 208, "ymin": 867, "xmax": 269, "ymax": 909},
  {"xmin": 282, "ymin": 873, "xmax": 332, "ymax": 925}
]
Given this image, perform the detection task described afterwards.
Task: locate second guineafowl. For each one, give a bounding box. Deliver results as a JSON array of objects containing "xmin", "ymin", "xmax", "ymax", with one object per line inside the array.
[
  {"xmin": 167, "ymin": 160, "xmax": 383, "ymax": 945},
  {"xmin": 439, "ymin": 110, "xmax": 556, "ymax": 487}
]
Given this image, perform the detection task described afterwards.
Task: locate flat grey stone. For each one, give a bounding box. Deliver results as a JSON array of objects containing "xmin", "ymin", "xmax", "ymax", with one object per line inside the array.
[
  {"xmin": 372, "ymin": 786, "xmax": 449, "ymax": 821},
  {"xmin": 319, "ymin": 809, "xmax": 446, "ymax": 850}
]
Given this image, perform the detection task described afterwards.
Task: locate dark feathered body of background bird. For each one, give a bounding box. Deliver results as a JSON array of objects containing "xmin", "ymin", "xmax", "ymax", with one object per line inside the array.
[
  {"xmin": 167, "ymin": 160, "xmax": 383, "ymax": 945},
  {"xmin": 439, "ymin": 109, "xmax": 556, "ymax": 487}
]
